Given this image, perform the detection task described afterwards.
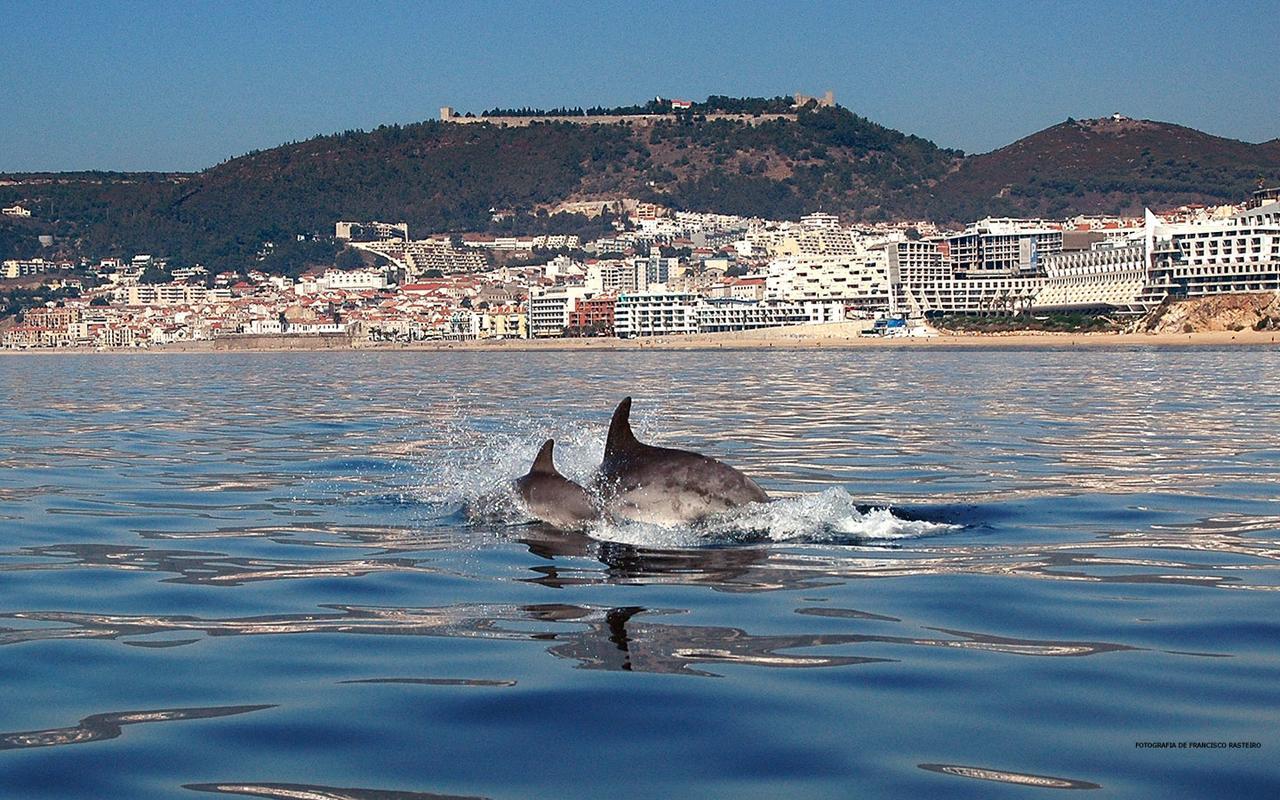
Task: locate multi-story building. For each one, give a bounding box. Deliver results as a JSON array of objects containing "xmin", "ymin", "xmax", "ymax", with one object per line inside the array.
[
  {"xmin": 1034, "ymin": 242, "xmax": 1158, "ymax": 313},
  {"xmin": 586, "ymin": 259, "xmax": 646, "ymax": 295},
  {"xmin": 170, "ymin": 265, "xmax": 209, "ymax": 283},
  {"xmin": 940, "ymin": 219, "xmax": 1063, "ymax": 276},
  {"xmin": 766, "ymin": 251, "xmax": 893, "ymax": 311},
  {"xmin": 478, "ymin": 308, "xmax": 527, "ymax": 339},
  {"xmin": 883, "ymin": 240, "xmax": 949, "ymax": 285},
  {"xmin": 23, "ymin": 306, "xmax": 82, "ymax": 329},
  {"xmin": 1151, "ymin": 201, "xmax": 1280, "ymax": 296},
  {"xmin": 696, "ymin": 299, "xmax": 844, "ymax": 332},
  {"xmin": 119, "ymin": 283, "xmax": 233, "ymax": 306},
  {"xmin": 319, "ymin": 268, "xmax": 389, "ymax": 291},
  {"xmin": 567, "ymin": 295, "xmax": 616, "ymax": 336},
  {"xmin": 638, "ymin": 252, "xmax": 679, "ymax": 287},
  {"xmin": 527, "ymin": 285, "xmax": 592, "ymax": 338},
  {"xmin": 614, "ymin": 290, "xmax": 699, "ymax": 338},
  {"xmin": 358, "ymin": 238, "xmax": 489, "ymax": 275},
  {"xmin": 799, "ymin": 212, "xmax": 841, "ymax": 230},
  {"xmin": 902, "ymin": 276, "xmax": 1046, "ymax": 315},
  {"xmin": 703, "ymin": 277, "xmax": 766, "ymax": 301},
  {"xmin": 2, "ymin": 258, "xmax": 60, "ymax": 279},
  {"xmin": 335, "ymin": 221, "xmax": 409, "ymax": 241}
]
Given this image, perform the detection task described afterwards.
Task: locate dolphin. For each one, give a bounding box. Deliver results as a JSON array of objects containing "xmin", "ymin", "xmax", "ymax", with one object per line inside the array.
[
  {"xmin": 597, "ymin": 397, "xmax": 769, "ymax": 525},
  {"xmin": 514, "ymin": 439, "xmax": 600, "ymax": 529}
]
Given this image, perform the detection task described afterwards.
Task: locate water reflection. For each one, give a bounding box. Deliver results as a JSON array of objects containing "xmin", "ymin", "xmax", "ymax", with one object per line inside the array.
[
  {"xmin": 515, "ymin": 525, "xmax": 1280, "ymax": 593},
  {"xmin": 0, "ymin": 705, "xmax": 273, "ymax": 751},
  {"xmin": 918, "ymin": 762, "xmax": 1101, "ymax": 790},
  {"xmin": 338, "ymin": 678, "xmax": 516, "ymax": 688},
  {"xmin": 185, "ymin": 783, "xmax": 487, "ymax": 800},
  {"xmin": 0, "ymin": 603, "xmax": 1134, "ymax": 676},
  {"xmin": 5, "ymin": 543, "xmax": 440, "ymax": 586},
  {"xmin": 4, "ymin": 520, "xmax": 1277, "ymax": 595}
]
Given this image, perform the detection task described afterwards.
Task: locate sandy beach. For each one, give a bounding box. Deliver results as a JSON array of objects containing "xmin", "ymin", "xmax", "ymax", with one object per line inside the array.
[{"xmin": 4, "ymin": 321, "xmax": 1278, "ymax": 355}]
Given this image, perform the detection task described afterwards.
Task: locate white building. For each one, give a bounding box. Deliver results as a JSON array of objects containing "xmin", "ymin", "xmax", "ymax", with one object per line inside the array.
[
  {"xmin": 615, "ymin": 290, "xmax": 699, "ymax": 338},
  {"xmin": 241, "ymin": 318, "xmax": 285, "ymax": 335},
  {"xmin": 319, "ymin": 268, "xmax": 389, "ymax": 291},
  {"xmin": 119, "ymin": 283, "xmax": 232, "ymax": 307},
  {"xmin": 335, "ymin": 221, "xmax": 409, "ymax": 241},
  {"xmin": 2, "ymin": 258, "xmax": 59, "ymax": 279},
  {"xmin": 528, "ymin": 285, "xmax": 592, "ymax": 338},
  {"xmin": 766, "ymin": 251, "xmax": 892, "ymax": 310},
  {"xmin": 900, "ymin": 276, "xmax": 1045, "ymax": 315},
  {"xmin": 696, "ymin": 299, "xmax": 844, "ymax": 332},
  {"xmin": 1152, "ymin": 202, "xmax": 1280, "ymax": 296},
  {"xmin": 586, "ymin": 259, "xmax": 647, "ymax": 295},
  {"xmin": 941, "ymin": 219, "xmax": 1063, "ymax": 276},
  {"xmin": 1035, "ymin": 242, "xmax": 1155, "ymax": 313}
]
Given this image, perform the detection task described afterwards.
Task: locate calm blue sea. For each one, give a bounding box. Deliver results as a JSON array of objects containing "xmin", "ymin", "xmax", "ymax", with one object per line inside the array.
[{"xmin": 1, "ymin": 348, "xmax": 1277, "ymax": 799}]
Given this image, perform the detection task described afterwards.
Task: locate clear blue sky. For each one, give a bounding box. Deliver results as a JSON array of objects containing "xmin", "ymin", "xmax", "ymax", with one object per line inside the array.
[{"xmin": 3, "ymin": 0, "xmax": 1277, "ymax": 172}]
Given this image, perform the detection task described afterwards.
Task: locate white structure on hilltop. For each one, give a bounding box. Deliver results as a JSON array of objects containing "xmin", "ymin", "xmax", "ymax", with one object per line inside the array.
[{"xmin": 335, "ymin": 221, "xmax": 409, "ymax": 241}]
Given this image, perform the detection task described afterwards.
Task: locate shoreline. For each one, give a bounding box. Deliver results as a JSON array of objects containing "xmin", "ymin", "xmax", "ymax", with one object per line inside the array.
[{"xmin": 2, "ymin": 323, "xmax": 1278, "ymax": 355}]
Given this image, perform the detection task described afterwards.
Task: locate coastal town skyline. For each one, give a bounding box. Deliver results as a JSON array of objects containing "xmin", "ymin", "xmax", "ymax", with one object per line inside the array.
[
  {"xmin": 3, "ymin": 0, "xmax": 1279, "ymax": 172},
  {"xmin": 5, "ymin": 180, "xmax": 1278, "ymax": 350}
]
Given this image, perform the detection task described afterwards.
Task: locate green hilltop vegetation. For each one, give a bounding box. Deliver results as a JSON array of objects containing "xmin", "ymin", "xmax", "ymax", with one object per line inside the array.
[{"xmin": 2, "ymin": 99, "xmax": 1277, "ymax": 273}]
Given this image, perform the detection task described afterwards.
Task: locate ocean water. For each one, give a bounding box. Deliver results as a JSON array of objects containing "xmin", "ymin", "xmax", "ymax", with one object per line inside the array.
[{"xmin": 0, "ymin": 347, "xmax": 1277, "ymax": 799}]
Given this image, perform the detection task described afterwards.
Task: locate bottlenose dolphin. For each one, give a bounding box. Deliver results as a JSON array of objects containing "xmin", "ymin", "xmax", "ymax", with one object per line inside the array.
[
  {"xmin": 514, "ymin": 439, "xmax": 600, "ymax": 529},
  {"xmin": 597, "ymin": 397, "xmax": 769, "ymax": 525}
]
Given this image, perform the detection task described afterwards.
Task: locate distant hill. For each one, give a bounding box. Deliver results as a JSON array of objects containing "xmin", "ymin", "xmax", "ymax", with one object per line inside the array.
[
  {"xmin": 933, "ymin": 116, "xmax": 1280, "ymax": 220},
  {"xmin": 1, "ymin": 102, "xmax": 1276, "ymax": 271}
]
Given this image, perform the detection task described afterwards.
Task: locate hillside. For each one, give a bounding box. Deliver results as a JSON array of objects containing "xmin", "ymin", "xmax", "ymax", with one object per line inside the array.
[
  {"xmin": 1, "ymin": 103, "xmax": 1277, "ymax": 272},
  {"xmin": 0, "ymin": 107, "xmax": 960, "ymax": 270},
  {"xmin": 934, "ymin": 116, "xmax": 1280, "ymax": 220}
]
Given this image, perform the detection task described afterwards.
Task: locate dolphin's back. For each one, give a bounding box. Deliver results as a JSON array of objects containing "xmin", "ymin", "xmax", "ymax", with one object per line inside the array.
[
  {"xmin": 515, "ymin": 440, "xmax": 599, "ymax": 529},
  {"xmin": 599, "ymin": 398, "xmax": 769, "ymax": 525}
]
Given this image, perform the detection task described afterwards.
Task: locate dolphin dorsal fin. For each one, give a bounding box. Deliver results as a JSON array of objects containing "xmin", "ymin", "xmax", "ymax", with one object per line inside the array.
[
  {"xmin": 605, "ymin": 397, "xmax": 642, "ymax": 458},
  {"xmin": 530, "ymin": 439, "xmax": 559, "ymax": 475}
]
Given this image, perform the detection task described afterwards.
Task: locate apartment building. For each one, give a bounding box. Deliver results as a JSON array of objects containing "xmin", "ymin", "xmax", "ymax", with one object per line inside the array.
[
  {"xmin": 320, "ymin": 268, "xmax": 389, "ymax": 291},
  {"xmin": 1035, "ymin": 242, "xmax": 1157, "ymax": 313},
  {"xmin": 2, "ymin": 258, "xmax": 61, "ymax": 279},
  {"xmin": 696, "ymin": 299, "xmax": 844, "ymax": 332},
  {"xmin": 118, "ymin": 283, "xmax": 233, "ymax": 306},
  {"xmin": 528, "ymin": 285, "xmax": 592, "ymax": 338},
  {"xmin": 766, "ymin": 251, "xmax": 893, "ymax": 311},
  {"xmin": 940, "ymin": 219, "xmax": 1063, "ymax": 276},
  {"xmin": 614, "ymin": 290, "xmax": 699, "ymax": 338},
  {"xmin": 1152, "ymin": 201, "xmax": 1280, "ymax": 296},
  {"xmin": 568, "ymin": 295, "xmax": 616, "ymax": 336}
]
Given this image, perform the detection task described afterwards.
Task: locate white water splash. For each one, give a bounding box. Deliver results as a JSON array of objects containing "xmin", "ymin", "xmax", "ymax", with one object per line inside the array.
[{"xmin": 592, "ymin": 488, "xmax": 957, "ymax": 547}]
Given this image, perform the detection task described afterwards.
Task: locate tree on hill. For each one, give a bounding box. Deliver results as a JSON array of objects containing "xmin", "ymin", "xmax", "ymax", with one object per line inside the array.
[
  {"xmin": 139, "ymin": 263, "xmax": 170, "ymax": 284},
  {"xmin": 335, "ymin": 248, "xmax": 365, "ymax": 269}
]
